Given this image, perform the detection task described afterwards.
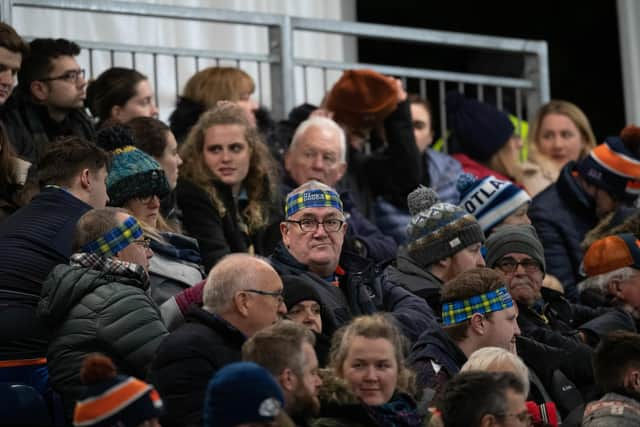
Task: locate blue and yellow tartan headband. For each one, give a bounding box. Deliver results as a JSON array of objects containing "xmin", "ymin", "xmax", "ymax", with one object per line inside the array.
[
  {"xmin": 285, "ymin": 189, "xmax": 343, "ymax": 218},
  {"xmin": 442, "ymin": 287, "xmax": 514, "ymax": 326},
  {"xmin": 81, "ymin": 215, "xmax": 143, "ymax": 257}
]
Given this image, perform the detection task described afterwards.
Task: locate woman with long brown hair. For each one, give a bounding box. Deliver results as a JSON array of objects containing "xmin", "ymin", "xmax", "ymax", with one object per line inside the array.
[{"xmin": 176, "ymin": 103, "xmax": 280, "ymax": 272}]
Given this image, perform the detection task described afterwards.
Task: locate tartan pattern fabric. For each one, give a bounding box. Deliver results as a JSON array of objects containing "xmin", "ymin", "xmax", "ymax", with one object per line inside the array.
[
  {"xmin": 441, "ymin": 286, "xmax": 513, "ymax": 326},
  {"xmin": 70, "ymin": 252, "xmax": 150, "ymax": 288},
  {"xmin": 285, "ymin": 189, "xmax": 343, "ymax": 217},
  {"xmin": 81, "ymin": 216, "xmax": 143, "ymax": 257}
]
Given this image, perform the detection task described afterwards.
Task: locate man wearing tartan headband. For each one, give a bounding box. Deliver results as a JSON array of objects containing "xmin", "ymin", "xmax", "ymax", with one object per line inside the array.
[
  {"xmin": 272, "ymin": 180, "xmax": 436, "ymax": 340},
  {"xmin": 408, "ymin": 268, "xmax": 520, "ymax": 395},
  {"xmin": 38, "ymin": 207, "xmax": 168, "ymax": 418}
]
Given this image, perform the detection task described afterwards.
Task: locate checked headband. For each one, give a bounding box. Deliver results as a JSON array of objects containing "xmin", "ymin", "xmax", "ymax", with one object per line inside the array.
[
  {"xmin": 285, "ymin": 189, "xmax": 343, "ymax": 217},
  {"xmin": 442, "ymin": 287, "xmax": 513, "ymax": 326},
  {"xmin": 81, "ymin": 215, "xmax": 143, "ymax": 257}
]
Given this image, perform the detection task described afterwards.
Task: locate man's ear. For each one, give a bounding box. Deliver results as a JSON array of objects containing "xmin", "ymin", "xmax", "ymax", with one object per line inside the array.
[
  {"xmin": 278, "ymin": 368, "xmax": 297, "ymax": 393},
  {"xmin": 79, "ymin": 168, "xmax": 92, "ymax": 190},
  {"xmin": 479, "ymin": 413, "xmax": 498, "ymax": 427},
  {"xmin": 30, "ymin": 80, "xmax": 49, "ymax": 102},
  {"xmin": 607, "ymin": 278, "xmax": 624, "ymax": 299},
  {"xmin": 280, "ymin": 222, "xmax": 291, "ymax": 247},
  {"xmin": 624, "ymin": 368, "xmax": 640, "ymax": 392},
  {"xmin": 283, "ymin": 150, "xmax": 293, "ymax": 174},
  {"xmin": 234, "ymin": 291, "xmax": 250, "ymax": 317},
  {"xmin": 469, "ymin": 313, "xmax": 486, "ymax": 336},
  {"xmin": 111, "ymin": 105, "xmax": 123, "ymax": 122}
]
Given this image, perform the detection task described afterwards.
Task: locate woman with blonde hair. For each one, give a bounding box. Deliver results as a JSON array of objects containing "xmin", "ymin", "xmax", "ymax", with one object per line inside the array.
[
  {"xmin": 311, "ymin": 314, "xmax": 423, "ymax": 427},
  {"xmin": 176, "ymin": 103, "xmax": 280, "ymax": 272},
  {"xmin": 169, "ymin": 66, "xmax": 258, "ymax": 142},
  {"xmin": 527, "ymin": 100, "xmax": 597, "ymax": 194}
]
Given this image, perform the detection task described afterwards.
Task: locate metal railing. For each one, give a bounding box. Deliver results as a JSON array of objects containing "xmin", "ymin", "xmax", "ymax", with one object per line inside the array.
[{"xmin": 4, "ymin": 0, "xmax": 549, "ymax": 143}]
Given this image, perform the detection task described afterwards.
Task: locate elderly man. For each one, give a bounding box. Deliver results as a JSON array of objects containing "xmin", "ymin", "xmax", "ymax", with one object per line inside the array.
[
  {"xmin": 270, "ymin": 180, "xmax": 435, "ymax": 341},
  {"xmin": 581, "ymin": 233, "xmax": 640, "ymax": 325},
  {"xmin": 243, "ymin": 320, "xmax": 322, "ymax": 426},
  {"xmin": 283, "ymin": 116, "xmax": 396, "ymax": 261},
  {"xmin": 38, "ymin": 207, "xmax": 168, "ymax": 419},
  {"xmin": 150, "ymin": 253, "xmax": 286, "ymax": 427}
]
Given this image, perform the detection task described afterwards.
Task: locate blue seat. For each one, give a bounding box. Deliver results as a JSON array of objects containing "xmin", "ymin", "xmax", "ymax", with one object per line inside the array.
[{"xmin": 0, "ymin": 382, "xmax": 53, "ymax": 425}]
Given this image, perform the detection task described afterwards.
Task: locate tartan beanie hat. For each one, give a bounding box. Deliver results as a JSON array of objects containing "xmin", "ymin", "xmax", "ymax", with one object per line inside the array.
[
  {"xmin": 575, "ymin": 125, "xmax": 640, "ymax": 201},
  {"xmin": 325, "ymin": 69, "xmax": 398, "ymax": 130},
  {"xmin": 405, "ymin": 185, "xmax": 484, "ymax": 268},
  {"xmin": 97, "ymin": 125, "xmax": 170, "ymax": 207},
  {"xmin": 457, "ymin": 173, "xmax": 531, "ymax": 233},
  {"xmin": 204, "ymin": 362, "xmax": 284, "ymax": 427},
  {"xmin": 445, "ymin": 91, "xmax": 514, "ymax": 162},
  {"xmin": 73, "ymin": 354, "xmax": 163, "ymax": 427}
]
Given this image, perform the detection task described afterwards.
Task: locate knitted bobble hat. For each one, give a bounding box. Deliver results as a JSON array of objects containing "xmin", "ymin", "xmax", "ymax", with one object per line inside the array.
[
  {"xmin": 405, "ymin": 185, "xmax": 484, "ymax": 268},
  {"xmin": 73, "ymin": 354, "xmax": 164, "ymax": 427},
  {"xmin": 457, "ymin": 173, "xmax": 531, "ymax": 233},
  {"xmin": 98, "ymin": 125, "xmax": 170, "ymax": 207},
  {"xmin": 576, "ymin": 125, "xmax": 640, "ymax": 201}
]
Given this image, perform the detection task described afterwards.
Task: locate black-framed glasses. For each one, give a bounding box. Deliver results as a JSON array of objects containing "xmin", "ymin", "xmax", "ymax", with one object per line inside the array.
[
  {"xmin": 285, "ymin": 218, "xmax": 345, "ymax": 233},
  {"xmin": 132, "ymin": 237, "xmax": 151, "ymax": 249},
  {"xmin": 39, "ymin": 68, "xmax": 86, "ymax": 83},
  {"xmin": 495, "ymin": 257, "xmax": 541, "ymax": 274},
  {"xmin": 243, "ymin": 288, "xmax": 284, "ymax": 304}
]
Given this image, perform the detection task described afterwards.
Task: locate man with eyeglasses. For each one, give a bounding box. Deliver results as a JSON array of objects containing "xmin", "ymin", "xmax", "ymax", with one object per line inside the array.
[
  {"xmin": 485, "ymin": 225, "xmax": 636, "ymax": 403},
  {"xmin": 2, "ymin": 37, "xmax": 95, "ymax": 163},
  {"xmin": 37, "ymin": 207, "xmax": 168, "ymax": 420},
  {"xmin": 282, "ymin": 115, "xmax": 396, "ymax": 262},
  {"xmin": 271, "ymin": 180, "xmax": 435, "ymax": 342},
  {"xmin": 150, "ymin": 253, "xmax": 286, "ymax": 427}
]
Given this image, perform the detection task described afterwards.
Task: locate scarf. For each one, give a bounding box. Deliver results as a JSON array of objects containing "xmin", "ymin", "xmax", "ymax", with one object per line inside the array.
[
  {"xmin": 366, "ymin": 393, "xmax": 424, "ymax": 427},
  {"xmin": 70, "ymin": 252, "xmax": 150, "ymax": 290}
]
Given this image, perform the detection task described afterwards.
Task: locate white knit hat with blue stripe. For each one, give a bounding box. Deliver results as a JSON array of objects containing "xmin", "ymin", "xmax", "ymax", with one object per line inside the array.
[{"xmin": 457, "ymin": 173, "xmax": 531, "ymax": 233}]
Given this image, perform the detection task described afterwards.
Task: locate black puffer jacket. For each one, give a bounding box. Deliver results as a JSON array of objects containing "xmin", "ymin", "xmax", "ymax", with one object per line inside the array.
[{"xmin": 38, "ymin": 263, "xmax": 168, "ymax": 418}]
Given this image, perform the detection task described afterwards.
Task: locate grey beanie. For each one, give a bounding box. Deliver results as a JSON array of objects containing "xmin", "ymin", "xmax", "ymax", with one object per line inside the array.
[
  {"xmin": 485, "ymin": 224, "xmax": 546, "ymax": 273},
  {"xmin": 405, "ymin": 186, "xmax": 484, "ymax": 268}
]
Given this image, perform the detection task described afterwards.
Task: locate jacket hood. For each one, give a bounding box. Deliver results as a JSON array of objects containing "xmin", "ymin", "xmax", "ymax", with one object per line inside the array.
[
  {"xmin": 408, "ymin": 321, "xmax": 467, "ymax": 375},
  {"xmin": 556, "ymin": 161, "xmax": 596, "ymax": 214},
  {"xmin": 395, "ymin": 248, "xmax": 440, "ymax": 284},
  {"xmin": 37, "ymin": 264, "xmax": 141, "ymax": 324}
]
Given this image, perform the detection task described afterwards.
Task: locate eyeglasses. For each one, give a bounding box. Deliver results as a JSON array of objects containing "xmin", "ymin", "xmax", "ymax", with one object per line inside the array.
[
  {"xmin": 39, "ymin": 68, "xmax": 86, "ymax": 84},
  {"xmin": 500, "ymin": 410, "xmax": 532, "ymax": 426},
  {"xmin": 243, "ymin": 288, "xmax": 284, "ymax": 304},
  {"xmin": 495, "ymin": 257, "xmax": 541, "ymax": 274},
  {"xmin": 132, "ymin": 237, "xmax": 151, "ymax": 249},
  {"xmin": 285, "ymin": 218, "xmax": 345, "ymax": 233}
]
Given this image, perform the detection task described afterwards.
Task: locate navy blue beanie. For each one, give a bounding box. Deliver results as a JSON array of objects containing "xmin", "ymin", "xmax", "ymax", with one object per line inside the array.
[
  {"xmin": 446, "ymin": 91, "xmax": 514, "ymax": 162},
  {"xmin": 203, "ymin": 362, "xmax": 284, "ymax": 427}
]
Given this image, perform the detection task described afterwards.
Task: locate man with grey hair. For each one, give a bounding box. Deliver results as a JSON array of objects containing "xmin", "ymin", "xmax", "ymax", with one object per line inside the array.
[
  {"xmin": 283, "ymin": 116, "xmax": 396, "ymax": 262},
  {"xmin": 270, "ymin": 179, "xmax": 435, "ymax": 342},
  {"xmin": 150, "ymin": 253, "xmax": 286, "ymax": 427},
  {"xmin": 243, "ymin": 320, "xmax": 322, "ymax": 426},
  {"xmin": 581, "ymin": 233, "xmax": 640, "ymax": 322}
]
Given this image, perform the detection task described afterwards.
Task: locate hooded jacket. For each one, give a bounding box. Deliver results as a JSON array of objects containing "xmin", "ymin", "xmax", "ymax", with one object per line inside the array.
[{"xmin": 38, "ymin": 260, "xmax": 168, "ymax": 418}]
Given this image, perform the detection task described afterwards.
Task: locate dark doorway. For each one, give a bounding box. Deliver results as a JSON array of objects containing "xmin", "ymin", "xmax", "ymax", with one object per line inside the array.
[{"xmin": 356, "ymin": 1, "xmax": 624, "ymax": 142}]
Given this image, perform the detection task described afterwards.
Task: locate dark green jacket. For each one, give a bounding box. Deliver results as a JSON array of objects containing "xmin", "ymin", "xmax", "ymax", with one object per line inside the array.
[{"xmin": 38, "ymin": 263, "xmax": 168, "ymax": 417}]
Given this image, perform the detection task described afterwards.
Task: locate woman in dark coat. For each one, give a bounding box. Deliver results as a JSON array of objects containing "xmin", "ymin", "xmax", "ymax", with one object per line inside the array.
[{"xmin": 177, "ymin": 103, "xmax": 281, "ymax": 272}]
